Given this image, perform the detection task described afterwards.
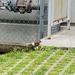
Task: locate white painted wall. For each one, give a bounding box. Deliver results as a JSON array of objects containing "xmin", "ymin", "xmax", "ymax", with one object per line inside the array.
[{"xmin": 71, "ymin": 0, "xmax": 75, "ymax": 23}]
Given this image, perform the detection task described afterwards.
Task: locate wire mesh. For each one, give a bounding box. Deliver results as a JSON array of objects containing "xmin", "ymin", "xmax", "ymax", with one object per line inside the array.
[
  {"xmin": 43, "ymin": 0, "xmax": 48, "ymax": 37},
  {"xmin": 0, "ymin": 0, "xmax": 40, "ymax": 43}
]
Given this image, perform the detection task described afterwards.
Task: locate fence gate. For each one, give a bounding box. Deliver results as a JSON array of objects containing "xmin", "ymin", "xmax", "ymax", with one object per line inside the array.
[
  {"xmin": 47, "ymin": 0, "xmax": 71, "ymax": 38},
  {"xmin": 0, "ymin": 0, "xmax": 40, "ymax": 44}
]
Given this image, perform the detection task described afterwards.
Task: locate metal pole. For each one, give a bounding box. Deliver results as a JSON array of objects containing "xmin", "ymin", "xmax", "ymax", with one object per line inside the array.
[
  {"xmin": 67, "ymin": 0, "xmax": 71, "ymax": 30},
  {"xmin": 51, "ymin": 0, "xmax": 54, "ymax": 26},
  {"xmin": 48, "ymin": 0, "xmax": 52, "ymax": 38},
  {"xmin": 38, "ymin": 0, "xmax": 44, "ymax": 39}
]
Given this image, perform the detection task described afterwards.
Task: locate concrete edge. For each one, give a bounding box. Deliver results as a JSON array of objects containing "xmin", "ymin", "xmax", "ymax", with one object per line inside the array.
[
  {"xmin": 0, "ymin": 41, "xmax": 75, "ymax": 53},
  {"xmin": 0, "ymin": 42, "xmax": 33, "ymax": 53}
]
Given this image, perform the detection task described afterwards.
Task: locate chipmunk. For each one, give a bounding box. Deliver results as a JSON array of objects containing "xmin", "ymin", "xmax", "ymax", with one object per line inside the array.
[{"xmin": 34, "ymin": 40, "xmax": 41, "ymax": 46}]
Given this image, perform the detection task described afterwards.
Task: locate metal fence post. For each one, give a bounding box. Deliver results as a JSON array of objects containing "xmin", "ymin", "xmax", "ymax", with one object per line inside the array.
[
  {"xmin": 51, "ymin": 0, "xmax": 54, "ymax": 26},
  {"xmin": 47, "ymin": 0, "xmax": 52, "ymax": 38},
  {"xmin": 67, "ymin": 0, "xmax": 71, "ymax": 30},
  {"xmin": 38, "ymin": 0, "xmax": 44, "ymax": 39}
]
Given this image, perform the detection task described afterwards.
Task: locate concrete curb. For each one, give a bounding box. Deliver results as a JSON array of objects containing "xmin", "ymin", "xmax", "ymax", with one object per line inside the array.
[{"xmin": 0, "ymin": 42, "xmax": 33, "ymax": 53}]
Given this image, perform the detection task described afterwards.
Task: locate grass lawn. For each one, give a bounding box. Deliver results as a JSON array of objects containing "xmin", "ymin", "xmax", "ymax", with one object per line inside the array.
[{"xmin": 0, "ymin": 47, "xmax": 75, "ymax": 75}]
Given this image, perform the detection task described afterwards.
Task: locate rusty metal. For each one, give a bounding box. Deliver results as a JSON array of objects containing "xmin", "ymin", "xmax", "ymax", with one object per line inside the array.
[{"xmin": 53, "ymin": 16, "xmax": 67, "ymax": 23}]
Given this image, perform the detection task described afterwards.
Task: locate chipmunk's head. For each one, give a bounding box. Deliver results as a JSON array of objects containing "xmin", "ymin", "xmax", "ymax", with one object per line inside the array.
[{"xmin": 34, "ymin": 40, "xmax": 41, "ymax": 46}]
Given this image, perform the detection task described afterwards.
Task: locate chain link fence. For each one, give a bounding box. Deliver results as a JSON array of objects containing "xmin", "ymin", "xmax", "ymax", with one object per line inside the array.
[
  {"xmin": 0, "ymin": 0, "xmax": 62, "ymax": 44},
  {"xmin": 0, "ymin": 0, "xmax": 40, "ymax": 43}
]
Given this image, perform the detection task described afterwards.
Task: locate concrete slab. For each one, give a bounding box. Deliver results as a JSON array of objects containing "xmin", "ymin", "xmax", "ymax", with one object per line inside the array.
[{"xmin": 41, "ymin": 26, "xmax": 75, "ymax": 48}]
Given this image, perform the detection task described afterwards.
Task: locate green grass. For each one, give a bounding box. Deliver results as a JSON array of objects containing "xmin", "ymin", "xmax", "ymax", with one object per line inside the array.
[
  {"xmin": 7, "ymin": 51, "xmax": 42, "ymax": 75},
  {"xmin": 48, "ymin": 55, "xmax": 72, "ymax": 75},
  {"xmin": 63, "ymin": 61, "xmax": 75, "ymax": 75},
  {"xmin": 21, "ymin": 50, "xmax": 55, "ymax": 75},
  {"xmin": 34, "ymin": 50, "xmax": 65, "ymax": 75},
  {"xmin": 0, "ymin": 47, "xmax": 75, "ymax": 75}
]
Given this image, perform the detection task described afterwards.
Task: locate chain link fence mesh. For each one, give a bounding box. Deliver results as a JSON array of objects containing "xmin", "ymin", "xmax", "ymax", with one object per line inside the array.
[
  {"xmin": 0, "ymin": 0, "xmax": 40, "ymax": 43},
  {"xmin": 43, "ymin": 0, "xmax": 48, "ymax": 37}
]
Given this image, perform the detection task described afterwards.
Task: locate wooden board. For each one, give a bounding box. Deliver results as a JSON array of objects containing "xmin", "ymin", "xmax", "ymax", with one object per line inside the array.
[{"xmin": 17, "ymin": 0, "xmax": 27, "ymax": 6}]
